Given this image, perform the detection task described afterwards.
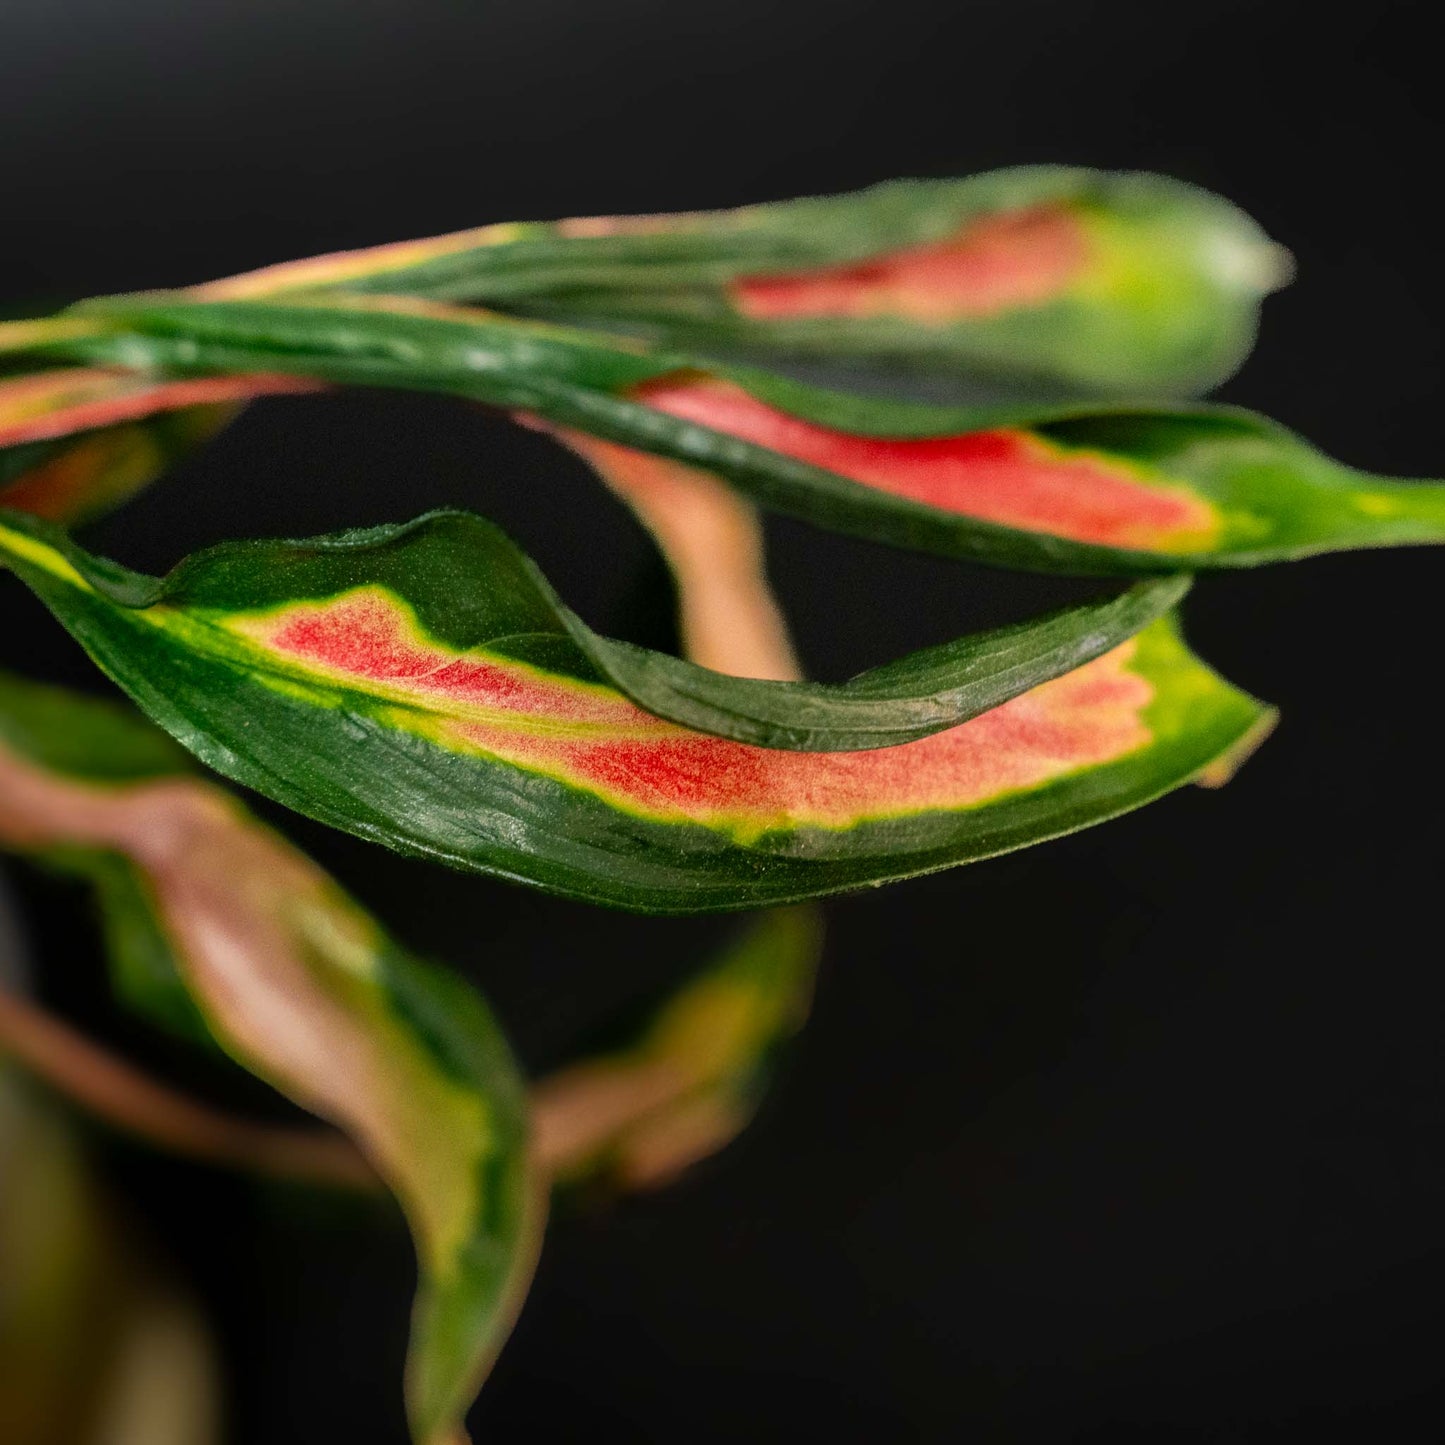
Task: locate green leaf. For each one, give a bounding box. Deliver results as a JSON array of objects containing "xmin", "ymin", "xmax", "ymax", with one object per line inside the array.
[
  {"xmin": 0, "ymin": 670, "xmax": 537, "ymax": 1445},
  {"xmin": 535, "ymin": 907, "xmax": 823, "ymax": 1188},
  {"xmin": 0, "ymin": 671, "xmax": 210, "ymax": 1045},
  {"xmin": 0, "ymin": 667, "xmax": 189, "ymax": 781},
  {"xmin": 0, "ymin": 1065, "xmax": 222, "ymax": 1445},
  {"xmin": 42, "ymin": 296, "xmax": 1445, "ymax": 576},
  {"xmin": 522, "ymin": 440, "xmax": 825, "ymax": 1188},
  {"xmin": 0, "ymin": 470, "xmax": 1186, "ymax": 753},
  {"xmin": 586, "ymin": 573, "xmax": 1187, "ymax": 749},
  {"xmin": 192, "ymin": 167, "xmax": 1289, "ymax": 396},
  {"xmin": 1, "ymin": 507, "xmax": 1269, "ymax": 914},
  {"xmin": 0, "ymin": 316, "xmax": 106, "ymax": 357},
  {"xmin": 0, "ymin": 366, "xmax": 313, "ymax": 525}
]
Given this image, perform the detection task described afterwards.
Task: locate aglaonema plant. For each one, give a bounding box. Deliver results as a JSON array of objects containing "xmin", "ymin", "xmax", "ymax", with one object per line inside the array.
[{"xmin": 0, "ymin": 166, "xmax": 1438, "ymax": 1441}]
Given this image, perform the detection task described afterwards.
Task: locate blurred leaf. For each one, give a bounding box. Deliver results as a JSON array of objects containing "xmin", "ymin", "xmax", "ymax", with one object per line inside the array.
[
  {"xmin": 1, "ymin": 1061, "xmax": 220, "ymax": 1445},
  {"xmin": 0, "ymin": 674, "xmax": 537, "ymax": 1445},
  {"xmin": 536, "ymin": 907, "xmax": 822, "ymax": 1188},
  {"xmin": 0, "ymin": 367, "xmax": 320, "ymax": 525},
  {"xmin": 523, "ymin": 419, "xmax": 824, "ymax": 1188},
  {"xmin": 194, "ymin": 167, "xmax": 1289, "ymax": 396}
]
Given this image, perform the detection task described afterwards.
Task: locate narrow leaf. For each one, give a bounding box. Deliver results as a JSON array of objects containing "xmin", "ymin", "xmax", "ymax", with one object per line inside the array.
[
  {"xmin": 44, "ymin": 296, "xmax": 1445, "ymax": 575},
  {"xmin": 577, "ymin": 416, "xmax": 803, "ymax": 681},
  {"xmin": 1, "ymin": 675, "xmax": 814, "ymax": 1199},
  {"xmin": 0, "ymin": 367, "xmax": 317, "ymax": 453},
  {"xmin": 529, "ymin": 455, "xmax": 821, "ymax": 1184},
  {"xmin": 0, "ymin": 366, "xmax": 318, "ymax": 524},
  {"xmin": 0, "ymin": 485, "xmax": 1184, "ymax": 751},
  {"xmin": 1, "ymin": 509, "xmax": 1268, "ymax": 913},
  {"xmin": 563, "ymin": 427, "xmax": 1191, "ymax": 745},
  {"xmin": 192, "ymin": 167, "xmax": 1288, "ymax": 395},
  {"xmin": 0, "ymin": 316, "xmax": 107, "ymax": 356},
  {"xmin": 535, "ymin": 907, "xmax": 822, "ymax": 1188},
  {"xmin": 0, "ymin": 671, "xmax": 537, "ymax": 1445},
  {"xmin": 0, "ymin": 408, "xmax": 231, "ymax": 526}
]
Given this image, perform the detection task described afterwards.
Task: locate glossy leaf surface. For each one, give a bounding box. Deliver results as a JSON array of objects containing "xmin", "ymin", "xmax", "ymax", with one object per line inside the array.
[
  {"xmin": 0, "ymin": 670, "xmax": 536, "ymax": 1445},
  {"xmin": 43, "ymin": 296, "xmax": 1445, "ymax": 576},
  {"xmin": 558, "ymin": 403, "xmax": 1187, "ymax": 742},
  {"xmin": 0, "ymin": 476, "xmax": 1187, "ymax": 751},
  {"xmin": 1, "ymin": 509, "xmax": 1268, "ymax": 912}
]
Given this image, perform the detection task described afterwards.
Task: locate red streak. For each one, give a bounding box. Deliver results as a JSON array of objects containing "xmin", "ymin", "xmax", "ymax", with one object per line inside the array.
[
  {"xmin": 252, "ymin": 595, "xmax": 647, "ymax": 727},
  {"xmin": 241, "ymin": 594, "xmax": 1153, "ymax": 828},
  {"xmin": 633, "ymin": 378, "xmax": 1217, "ymax": 551},
  {"xmin": 733, "ymin": 205, "xmax": 1089, "ymax": 323},
  {"xmin": 0, "ymin": 429, "xmax": 146, "ymax": 520},
  {"xmin": 0, "ymin": 369, "xmax": 322, "ymax": 449}
]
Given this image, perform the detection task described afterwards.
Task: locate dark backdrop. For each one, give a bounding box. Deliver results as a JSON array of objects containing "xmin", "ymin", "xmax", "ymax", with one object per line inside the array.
[{"xmin": 3, "ymin": 2, "xmax": 1444, "ymax": 1439}]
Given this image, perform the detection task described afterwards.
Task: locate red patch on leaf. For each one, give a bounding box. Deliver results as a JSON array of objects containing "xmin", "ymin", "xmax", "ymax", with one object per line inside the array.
[
  {"xmin": 0, "ymin": 428, "xmax": 155, "ymax": 521},
  {"xmin": 732, "ymin": 205, "xmax": 1089, "ymax": 323},
  {"xmin": 632, "ymin": 378, "xmax": 1217, "ymax": 552},
  {"xmin": 238, "ymin": 592, "xmax": 1154, "ymax": 830},
  {"xmin": 257, "ymin": 593, "xmax": 645, "ymax": 725}
]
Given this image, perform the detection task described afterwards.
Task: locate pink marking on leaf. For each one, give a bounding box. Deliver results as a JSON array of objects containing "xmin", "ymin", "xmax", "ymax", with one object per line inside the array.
[
  {"xmin": 540, "ymin": 427, "xmax": 802, "ymax": 681},
  {"xmin": 633, "ymin": 378, "xmax": 1218, "ymax": 552},
  {"xmin": 732, "ymin": 205, "xmax": 1089, "ymax": 323},
  {"xmin": 190, "ymin": 224, "xmax": 522, "ymax": 299},
  {"xmin": 238, "ymin": 592, "xmax": 1154, "ymax": 829},
  {"xmin": 554, "ymin": 209, "xmax": 711, "ymax": 240},
  {"xmin": 0, "ymin": 369, "xmax": 322, "ymax": 449},
  {"xmin": 0, "ymin": 426, "xmax": 160, "ymax": 521},
  {"xmin": 243, "ymin": 592, "xmax": 644, "ymax": 726}
]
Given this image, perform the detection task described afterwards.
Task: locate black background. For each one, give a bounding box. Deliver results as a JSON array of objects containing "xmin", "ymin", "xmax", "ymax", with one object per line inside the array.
[{"xmin": 3, "ymin": 1, "xmax": 1445, "ymax": 1439}]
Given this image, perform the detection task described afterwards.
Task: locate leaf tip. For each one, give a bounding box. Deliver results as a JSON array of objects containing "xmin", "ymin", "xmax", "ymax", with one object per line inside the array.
[{"xmin": 1193, "ymin": 704, "xmax": 1278, "ymax": 789}]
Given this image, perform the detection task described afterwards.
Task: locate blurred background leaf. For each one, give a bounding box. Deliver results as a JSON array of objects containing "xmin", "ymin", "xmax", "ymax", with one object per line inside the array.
[{"xmin": 1, "ymin": 885, "xmax": 221, "ymax": 1445}]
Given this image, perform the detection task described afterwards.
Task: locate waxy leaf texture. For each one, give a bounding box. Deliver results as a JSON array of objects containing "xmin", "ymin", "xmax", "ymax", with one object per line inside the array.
[{"xmin": 1, "ymin": 509, "xmax": 1268, "ymax": 912}]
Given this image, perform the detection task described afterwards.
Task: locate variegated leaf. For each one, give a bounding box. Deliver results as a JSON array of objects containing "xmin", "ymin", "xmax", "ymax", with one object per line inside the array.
[
  {"xmin": 0, "ymin": 509, "xmax": 1269, "ymax": 913},
  {"xmin": 34, "ymin": 295, "xmax": 1445, "ymax": 576},
  {"xmin": 0, "ymin": 670, "xmax": 536, "ymax": 1445},
  {"xmin": 191, "ymin": 167, "xmax": 1288, "ymax": 396},
  {"xmin": 0, "ymin": 366, "xmax": 316, "ymax": 524},
  {"xmin": 535, "ymin": 908, "xmax": 821, "ymax": 1188}
]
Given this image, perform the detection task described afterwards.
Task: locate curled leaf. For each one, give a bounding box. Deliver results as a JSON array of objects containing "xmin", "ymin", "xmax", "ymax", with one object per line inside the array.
[
  {"xmin": 0, "ymin": 672, "xmax": 536, "ymax": 1445},
  {"xmin": 1, "ymin": 509, "xmax": 1268, "ymax": 913},
  {"xmin": 546, "ymin": 422, "xmax": 1192, "ymax": 740},
  {"xmin": 529, "ymin": 458, "xmax": 822, "ymax": 1185},
  {"xmin": 0, "ymin": 492, "xmax": 1186, "ymax": 753}
]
